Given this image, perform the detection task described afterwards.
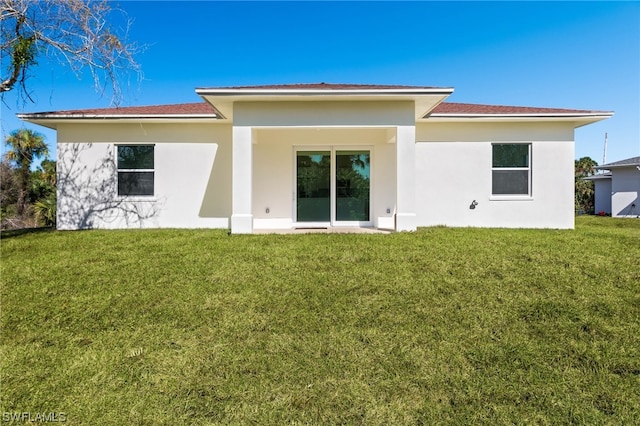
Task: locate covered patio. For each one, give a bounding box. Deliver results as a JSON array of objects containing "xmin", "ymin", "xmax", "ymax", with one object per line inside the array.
[{"xmin": 195, "ymin": 84, "xmax": 454, "ymax": 234}]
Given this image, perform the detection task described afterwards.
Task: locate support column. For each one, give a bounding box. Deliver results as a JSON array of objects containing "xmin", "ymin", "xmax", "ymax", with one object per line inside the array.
[
  {"xmin": 231, "ymin": 126, "xmax": 253, "ymax": 234},
  {"xmin": 396, "ymin": 125, "xmax": 417, "ymax": 231}
]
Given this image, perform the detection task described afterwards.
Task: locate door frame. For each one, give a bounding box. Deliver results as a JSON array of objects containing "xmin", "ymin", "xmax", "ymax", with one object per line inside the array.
[{"xmin": 293, "ymin": 145, "xmax": 373, "ymax": 228}]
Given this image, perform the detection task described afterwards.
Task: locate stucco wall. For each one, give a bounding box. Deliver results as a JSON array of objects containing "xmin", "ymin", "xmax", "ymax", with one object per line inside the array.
[
  {"xmin": 416, "ymin": 121, "xmax": 575, "ymax": 143},
  {"xmin": 612, "ymin": 167, "xmax": 640, "ymax": 217},
  {"xmin": 53, "ymin": 116, "xmax": 581, "ymax": 231},
  {"xmin": 593, "ymin": 178, "xmax": 612, "ymax": 215},
  {"xmin": 56, "ymin": 122, "xmax": 232, "ymax": 229},
  {"xmin": 414, "ymin": 122, "xmax": 575, "ymax": 229},
  {"xmin": 234, "ymin": 101, "xmax": 415, "ymax": 127}
]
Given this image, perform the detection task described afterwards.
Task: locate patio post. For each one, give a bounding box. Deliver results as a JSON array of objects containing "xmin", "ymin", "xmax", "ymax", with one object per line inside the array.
[
  {"xmin": 231, "ymin": 125, "xmax": 253, "ymax": 233},
  {"xmin": 396, "ymin": 125, "xmax": 417, "ymax": 231}
]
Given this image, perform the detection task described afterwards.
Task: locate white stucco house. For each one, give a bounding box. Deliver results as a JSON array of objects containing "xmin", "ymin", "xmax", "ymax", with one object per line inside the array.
[
  {"xmin": 18, "ymin": 83, "xmax": 614, "ymax": 233},
  {"xmin": 587, "ymin": 156, "xmax": 640, "ymax": 217}
]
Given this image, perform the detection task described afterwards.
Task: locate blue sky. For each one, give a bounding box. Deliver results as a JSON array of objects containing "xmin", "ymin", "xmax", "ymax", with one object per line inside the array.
[{"xmin": 2, "ymin": 1, "xmax": 638, "ymax": 165}]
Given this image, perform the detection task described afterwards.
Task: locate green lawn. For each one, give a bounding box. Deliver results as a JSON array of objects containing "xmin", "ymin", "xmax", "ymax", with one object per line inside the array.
[{"xmin": 1, "ymin": 217, "xmax": 639, "ymax": 425}]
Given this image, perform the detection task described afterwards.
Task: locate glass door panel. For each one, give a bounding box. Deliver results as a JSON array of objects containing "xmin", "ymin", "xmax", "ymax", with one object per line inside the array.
[
  {"xmin": 296, "ymin": 151, "xmax": 331, "ymax": 222},
  {"xmin": 335, "ymin": 151, "xmax": 370, "ymax": 222}
]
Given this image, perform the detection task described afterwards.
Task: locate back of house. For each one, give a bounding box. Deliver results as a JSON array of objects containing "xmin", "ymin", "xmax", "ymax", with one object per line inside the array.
[{"xmin": 19, "ymin": 83, "xmax": 613, "ymax": 233}]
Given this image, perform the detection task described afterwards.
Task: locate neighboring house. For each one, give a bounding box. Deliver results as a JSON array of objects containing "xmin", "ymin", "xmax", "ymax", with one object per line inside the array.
[
  {"xmin": 18, "ymin": 83, "xmax": 613, "ymax": 233},
  {"xmin": 587, "ymin": 156, "xmax": 640, "ymax": 217},
  {"xmin": 586, "ymin": 173, "xmax": 613, "ymax": 215}
]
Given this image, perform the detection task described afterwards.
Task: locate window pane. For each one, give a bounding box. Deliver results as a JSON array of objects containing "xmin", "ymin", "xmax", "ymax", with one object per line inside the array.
[
  {"xmin": 296, "ymin": 151, "xmax": 330, "ymax": 222},
  {"xmin": 118, "ymin": 172, "xmax": 154, "ymax": 196},
  {"xmin": 492, "ymin": 170, "xmax": 529, "ymax": 195},
  {"xmin": 493, "ymin": 144, "xmax": 529, "ymax": 168},
  {"xmin": 118, "ymin": 145, "xmax": 154, "ymax": 169},
  {"xmin": 336, "ymin": 151, "xmax": 370, "ymax": 221}
]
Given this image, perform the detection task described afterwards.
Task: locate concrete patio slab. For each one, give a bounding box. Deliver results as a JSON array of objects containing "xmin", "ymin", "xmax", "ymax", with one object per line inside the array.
[{"xmin": 253, "ymin": 227, "xmax": 393, "ymax": 235}]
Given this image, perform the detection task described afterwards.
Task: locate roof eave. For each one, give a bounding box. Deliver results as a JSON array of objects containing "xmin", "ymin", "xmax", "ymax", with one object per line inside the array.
[
  {"xmin": 196, "ymin": 87, "xmax": 455, "ymax": 121},
  {"xmin": 17, "ymin": 114, "xmax": 220, "ymax": 130},
  {"xmin": 583, "ymin": 173, "xmax": 613, "ymax": 180},
  {"xmin": 18, "ymin": 113, "xmax": 218, "ymax": 119},
  {"xmin": 423, "ymin": 113, "xmax": 613, "ymax": 126},
  {"xmin": 595, "ymin": 164, "xmax": 640, "ymax": 170},
  {"xmin": 195, "ymin": 87, "xmax": 455, "ymax": 96}
]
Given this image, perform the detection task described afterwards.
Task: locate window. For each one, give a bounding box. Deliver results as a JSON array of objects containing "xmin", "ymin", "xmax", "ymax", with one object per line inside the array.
[
  {"xmin": 117, "ymin": 145, "xmax": 154, "ymax": 196},
  {"xmin": 492, "ymin": 144, "xmax": 531, "ymax": 196}
]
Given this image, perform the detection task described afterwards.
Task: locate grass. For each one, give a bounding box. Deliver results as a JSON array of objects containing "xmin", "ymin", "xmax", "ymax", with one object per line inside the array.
[{"xmin": 1, "ymin": 216, "xmax": 639, "ymax": 424}]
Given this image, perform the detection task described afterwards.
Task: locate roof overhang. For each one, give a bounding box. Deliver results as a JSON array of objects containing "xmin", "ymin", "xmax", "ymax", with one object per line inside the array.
[
  {"xmin": 584, "ymin": 173, "xmax": 613, "ymax": 181},
  {"xmin": 423, "ymin": 112, "xmax": 614, "ymax": 127},
  {"xmin": 195, "ymin": 86, "xmax": 455, "ymax": 121},
  {"xmin": 595, "ymin": 165, "xmax": 640, "ymax": 171},
  {"xmin": 16, "ymin": 114, "xmax": 219, "ymax": 130}
]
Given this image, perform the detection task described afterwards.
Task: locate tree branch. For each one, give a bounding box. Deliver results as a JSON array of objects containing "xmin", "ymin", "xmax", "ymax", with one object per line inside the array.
[{"xmin": 1, "ymin": 0, "xmax": 143, "ymax": 105}]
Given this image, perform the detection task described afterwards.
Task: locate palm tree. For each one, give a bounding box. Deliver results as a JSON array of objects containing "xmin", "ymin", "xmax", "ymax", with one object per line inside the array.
[
  {"xmin": 4, "ymin": 129, "xmax": 48, "ymax": 216},
  {"xmin": 575, "ymin": 156, "xmax": 598, "ymax": 178},
  {"xmin": 575, "ymin": 156, "xmax": 598, "ymax": 214},
  {"xmin": 39, "ymin": 159, "xmax": 57, "ymax": 187}
]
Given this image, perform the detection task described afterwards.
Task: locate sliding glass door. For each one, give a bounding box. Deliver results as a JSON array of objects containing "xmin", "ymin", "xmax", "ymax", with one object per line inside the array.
[
  {"xmin": 295, "ymin": 148, "xmax": 371, "ymax": 226},
  {"xmin": 335, "ymin": 151, "xmax": 370, "ymax": 222},
  {"xmin": 296, "ymin": 151, "xmax": 331, "ymax": 222}
]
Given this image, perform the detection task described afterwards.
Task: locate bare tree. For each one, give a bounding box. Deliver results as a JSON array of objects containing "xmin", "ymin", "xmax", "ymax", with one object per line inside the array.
[{"xmin": 1, "ymin": 0, "xmax": 142, "ymax": 104}]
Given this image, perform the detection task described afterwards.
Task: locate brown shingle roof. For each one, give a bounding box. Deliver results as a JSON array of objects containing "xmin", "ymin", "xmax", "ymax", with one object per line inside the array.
[
  {"xmin": 20, "ymin": 101, "xmax": 610, "ymax": 118},
  {"xmin": 431, "ymin": 102, "xmax": 607, "ymax": 115},
  {"xmin": 21, "ymin": 102, "xmax": 217, "ymax": 117},
  {"xmin": 596, "ymin": 156, "xmax": 640, "ymax": 168}
]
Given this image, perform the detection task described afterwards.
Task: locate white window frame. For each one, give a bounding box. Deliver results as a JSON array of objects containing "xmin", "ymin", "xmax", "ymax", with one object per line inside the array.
[
  {"xmin": 490, "ymin": 143, "xmax": 532, "ymax": 200},
  {"xmin": 116, "ymin": 144, "xmax": 155, "ymax": 199},
  {"xmin": 292, "ymin": 145, "xmax": 374, "ymax": 227}
]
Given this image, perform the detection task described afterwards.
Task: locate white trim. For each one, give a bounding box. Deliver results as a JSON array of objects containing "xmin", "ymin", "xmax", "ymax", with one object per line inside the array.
[
  {"xmin": 335, "ymin": 146, "xmax": 374, "ymax": 227},
  {"xmin": 423, "ymin": 114, "xmax": 613, "ymax": 127},
  {"xmin": 18, "ymin": 113, "xmax": 217, "ymax": 120},
  {"xmin": 21, "ymin": 112, "xmax": 610, "ymax": 121},
  {"xmin": 491, "ymin": 142, "xmax": 532, "ymax": 198},
  {"xmin": 595, "ymin": 164, "xmax": 640, "ymax": 170},
  {"xmin": 196, "ymin": 87, "xmax": 454, "ymax": 96},
  {"xmin": 114, "ymin": 196, "xmax": 158, "ymax": 202},
  {"xmin": 18, "ymin": 116, "xmax": 221, "ymax": 130},
  {"xmin": 489, "ymin": 196, "xmax": 534, "ymax": 201},
  {"xmin": 292, "ymin": 146, "xmax": 330, "ymax": 227},
  {"xmin": 428, "ymin": 113, "xmax": 612, "ymax": 118},
  {"xmin": 115, "ymin": 144, "xmax": 156, "ymax": 198}
]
